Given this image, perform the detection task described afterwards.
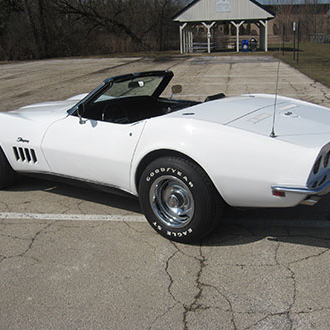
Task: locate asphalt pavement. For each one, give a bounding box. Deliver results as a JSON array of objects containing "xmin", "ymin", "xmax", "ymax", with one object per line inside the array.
[{"xmin": 1, "ymin": 55, "xmax": 330, "ymax": 329}]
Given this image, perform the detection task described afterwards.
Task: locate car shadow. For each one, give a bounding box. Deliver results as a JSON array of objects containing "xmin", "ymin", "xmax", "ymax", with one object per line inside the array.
[
  {"xmin": 6, "ymin": 176, "xmax": 330, "ymax": 248},
  {"xmin": 203, "ymin": 196, "xmax": 330, "ymax": 248},
  {"xmin": 7, "ymin": 176, "xmax": 142, "ymax": 214}
]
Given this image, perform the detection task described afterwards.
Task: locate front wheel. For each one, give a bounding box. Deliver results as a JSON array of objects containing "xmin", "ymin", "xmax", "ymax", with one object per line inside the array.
[{"xmin": 139, "ymin": 157, "xmax": 223, "ymax": 243}]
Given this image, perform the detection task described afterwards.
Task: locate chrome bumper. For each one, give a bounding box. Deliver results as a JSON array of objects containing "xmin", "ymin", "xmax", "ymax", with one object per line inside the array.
[{"xmin": 272, "ymin": 180, "xmax": 330, "ymax": 206}]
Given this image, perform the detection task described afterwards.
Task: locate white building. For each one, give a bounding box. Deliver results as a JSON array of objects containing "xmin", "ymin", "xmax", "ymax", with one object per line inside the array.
[{"xmin": 173, "ymin": 0, "xmax": 275, "ymax": 53}]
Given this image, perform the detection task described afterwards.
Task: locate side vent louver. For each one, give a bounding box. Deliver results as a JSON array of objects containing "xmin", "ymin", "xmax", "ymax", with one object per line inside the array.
[{"xmin": 13, "ymin": 147, "xmax": 38, "ymax": 163}]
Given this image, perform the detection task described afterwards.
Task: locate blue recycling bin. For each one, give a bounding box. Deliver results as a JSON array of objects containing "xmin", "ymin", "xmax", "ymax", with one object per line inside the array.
[{"xmin": 241, "ymin": 39, "xmax": 249, "ymax": 52}]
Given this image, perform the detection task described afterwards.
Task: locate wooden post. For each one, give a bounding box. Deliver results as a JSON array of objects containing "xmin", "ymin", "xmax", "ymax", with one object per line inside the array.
[
  {"xmin": 179, "ymin": 23, "xmax": 187, "ymax": 54},
  {"xmin": 231, "ymin": 21, "xmax": 244, "ymax": 52},
  {"xmin": 202, "ymin": 22, "xmax": 216, "ymax": 53},
  {"xmin": 258, "ymin": 20, "xmax": 268, "ymax": 52}
]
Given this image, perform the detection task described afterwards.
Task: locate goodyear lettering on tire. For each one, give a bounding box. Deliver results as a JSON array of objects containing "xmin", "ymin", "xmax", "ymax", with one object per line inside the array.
[{"xmin": 146, "ymin": 167, "xmax": 194, "ymax": 188}]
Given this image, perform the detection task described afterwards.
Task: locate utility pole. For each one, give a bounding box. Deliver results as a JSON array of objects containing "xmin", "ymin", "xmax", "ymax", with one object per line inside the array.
[
  {"xmin": 281, "ymin": 24, "xmax": 285, "ymax": 55},
  {"xmin": 293, "ymin": 22, "xmax": 296, "ymax": 60},
  {"xmin": 297, "ymin": 21, "xmax": 300, "ymax": 64}
]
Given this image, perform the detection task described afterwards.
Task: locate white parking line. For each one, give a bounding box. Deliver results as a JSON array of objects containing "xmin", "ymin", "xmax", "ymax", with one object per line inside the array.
[
  {"xmin": 0, "ymin": 212, "xmax": 146, "ymax": 222},
  {"xmin": 1, "ymin": 212, "xmax": 329, "ymax": 228}
]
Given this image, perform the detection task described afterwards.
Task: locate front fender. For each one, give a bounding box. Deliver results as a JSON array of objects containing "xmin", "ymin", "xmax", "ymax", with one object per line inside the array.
[{"xmin": 0, "ymin": 113, "xmax": 52, "ymax": 172}]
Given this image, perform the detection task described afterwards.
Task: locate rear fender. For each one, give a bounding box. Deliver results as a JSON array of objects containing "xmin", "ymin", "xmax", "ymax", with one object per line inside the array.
[{"xmin": 130, "ymin": 118, "xmax": 318, "ymax": 207}]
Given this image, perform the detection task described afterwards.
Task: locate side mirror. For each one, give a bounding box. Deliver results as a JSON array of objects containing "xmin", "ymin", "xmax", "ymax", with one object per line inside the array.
[
  {"xmin": 77, "ymin": 104, "xmax": 86, "ymax": 125},
  {"xmin": 170, "ymin": 85, "xmax": 182, "ymax": 99}
]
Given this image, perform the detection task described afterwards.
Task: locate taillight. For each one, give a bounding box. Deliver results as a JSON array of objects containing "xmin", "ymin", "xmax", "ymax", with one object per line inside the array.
[{"xmin": 272, "ymin": 190, "xmax": 286, "ymax": 197}]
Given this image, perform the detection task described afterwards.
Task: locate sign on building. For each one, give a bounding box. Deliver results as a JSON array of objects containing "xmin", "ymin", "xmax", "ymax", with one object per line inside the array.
[{"xmin": 216, "ymin": 0, "xmax": 231, "ymax": 13}]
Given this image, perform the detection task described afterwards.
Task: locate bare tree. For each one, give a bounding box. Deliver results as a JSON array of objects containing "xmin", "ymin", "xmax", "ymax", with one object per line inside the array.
[
  {"xmin": 52, "ymin": 0, "xmax": 185, "ymax": 51},
  {"xmin": 0, "ymin": 0, "xmax": 23, "ymax": 58},
  {"xmin": 52, "ymin": 0, "xmax": 148, "ymax": 48},
  {"xmin": 0, "ymin": 0, "xmax": 187, "ymax": 60}
]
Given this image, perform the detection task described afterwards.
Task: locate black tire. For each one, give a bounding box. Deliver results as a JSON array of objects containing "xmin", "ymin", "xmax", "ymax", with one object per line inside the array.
[
  {"xmin": 0, "ymin": 147, "xmax": 17, "ymax": 189},
  {"xmin": 139, "ymin": 156, "xmax": 223, "ymax": 243}
]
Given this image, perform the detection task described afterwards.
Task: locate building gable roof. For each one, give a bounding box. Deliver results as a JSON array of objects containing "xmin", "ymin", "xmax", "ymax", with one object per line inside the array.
[{"xmin": 173, "ymin": 0, "xmax": 274, "ymax": 22}]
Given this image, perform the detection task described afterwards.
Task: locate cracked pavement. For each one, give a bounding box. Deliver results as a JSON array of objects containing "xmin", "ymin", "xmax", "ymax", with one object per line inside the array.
[{"xmin": 1, "ymin": 56, "xmax": 330, "ymax": 329}]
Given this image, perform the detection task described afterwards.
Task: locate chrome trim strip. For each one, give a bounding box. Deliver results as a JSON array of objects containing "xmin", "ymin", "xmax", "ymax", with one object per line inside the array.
[
  {"xmin": 19, "ymin": 171, "xmax": 138, "ymax": 197},
  {"xmin": 272, "ymin": 180, "xmax": 330, "ymax": 196}
]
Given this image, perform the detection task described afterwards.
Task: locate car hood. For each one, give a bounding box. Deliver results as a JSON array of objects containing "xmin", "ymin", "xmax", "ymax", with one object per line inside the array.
[
  {"xmin": 7, "ymin": 94, "xmax": 88, "ymax": 122},
  {"xmin": 172, "ymin": 94, "xmax": 330, "ymax": 148}
]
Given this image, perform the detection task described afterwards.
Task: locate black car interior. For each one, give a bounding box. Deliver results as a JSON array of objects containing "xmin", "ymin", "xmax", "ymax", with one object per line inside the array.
[{"xmin": 77, "ymin": 96, "xmax": 200, "ymax": 124}]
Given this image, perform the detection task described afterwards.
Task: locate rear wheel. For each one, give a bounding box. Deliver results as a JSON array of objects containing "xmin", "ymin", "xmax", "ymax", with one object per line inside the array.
[
  {"xmin": 139, "ymin": 157, "xmax": 223, "ymax": 243},
  {"xmin": 0, "ymin": 147, "xmax": 17, "ymax": 189}
]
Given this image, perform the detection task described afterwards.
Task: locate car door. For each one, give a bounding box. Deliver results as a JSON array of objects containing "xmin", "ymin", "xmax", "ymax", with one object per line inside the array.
[
  {"xmin": 41, "ymin": 71, "xmax": 173, "ymax": 192},
  {"xmin": 41, "ymin": 114, "xmax": 145, "ymax": 192}
]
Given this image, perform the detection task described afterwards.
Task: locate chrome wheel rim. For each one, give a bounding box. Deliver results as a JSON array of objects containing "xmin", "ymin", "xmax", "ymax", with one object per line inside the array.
[{"xmin": 150, "ymin": 175, "xmax": 194, "ymax": 228}]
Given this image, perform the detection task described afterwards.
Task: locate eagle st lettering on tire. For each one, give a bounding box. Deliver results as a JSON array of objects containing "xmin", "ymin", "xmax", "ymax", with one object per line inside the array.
[{"xmin": 139, "ymin": 156, "xmax": 223, "ymax": 243}]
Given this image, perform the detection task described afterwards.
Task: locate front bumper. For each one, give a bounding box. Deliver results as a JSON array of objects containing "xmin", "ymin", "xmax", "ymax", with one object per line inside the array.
[{"xmin": 272, "ymin": 180, "xmax": 330, "ymax": 206}]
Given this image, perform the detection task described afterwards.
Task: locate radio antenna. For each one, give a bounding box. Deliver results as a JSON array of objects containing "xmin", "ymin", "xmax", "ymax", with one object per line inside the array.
[{"xmin": 270, "ymin": 60, "xmax": 281, "ymax": 138}]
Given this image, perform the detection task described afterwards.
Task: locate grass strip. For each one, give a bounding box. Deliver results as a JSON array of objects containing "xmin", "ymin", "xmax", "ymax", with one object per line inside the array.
[{"xmin": 273, "ymin": 42, "xmax": 330, "ymax": 89}]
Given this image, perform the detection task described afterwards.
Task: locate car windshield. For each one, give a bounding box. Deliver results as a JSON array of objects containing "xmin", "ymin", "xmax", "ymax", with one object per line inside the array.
[{"xmin": 93, "ymin": 75, "xmax": 164, "ymax": 103}]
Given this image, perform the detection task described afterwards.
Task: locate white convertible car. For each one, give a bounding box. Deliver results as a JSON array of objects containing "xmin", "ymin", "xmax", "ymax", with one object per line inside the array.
[{"xmin": 1, "ymin": 70, "xmax": 330, "ymax": 242}]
